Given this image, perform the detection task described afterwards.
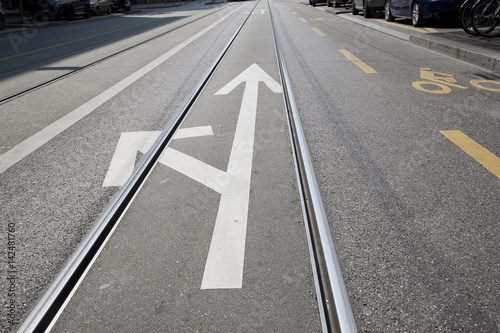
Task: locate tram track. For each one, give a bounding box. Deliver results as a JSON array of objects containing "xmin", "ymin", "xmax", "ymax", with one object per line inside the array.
[
  {"xmin": 269, "ymin": 2, "xmax": 357, "ymax": 332},
  {"xmin": 16, "ymin": 2, "xmax": 259, "ymax": 332},
  {"xmin": 0, "ymin": 3, "xmax": 238, "ymax": 105},
  {"xmin": 17, "ymin": 0, "xmax": 357, "ymax": 331}
]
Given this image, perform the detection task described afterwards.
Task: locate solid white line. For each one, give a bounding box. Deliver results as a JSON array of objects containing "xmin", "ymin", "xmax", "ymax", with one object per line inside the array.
[{"xmin": 0, "ymin": 6, "xmax": 244, "ymax": 175}]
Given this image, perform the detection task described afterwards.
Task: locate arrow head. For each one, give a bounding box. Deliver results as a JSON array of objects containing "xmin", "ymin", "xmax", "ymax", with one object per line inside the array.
[{"xmin": 215, "ymin": 63, "xmax": 282, "ymax": 95}]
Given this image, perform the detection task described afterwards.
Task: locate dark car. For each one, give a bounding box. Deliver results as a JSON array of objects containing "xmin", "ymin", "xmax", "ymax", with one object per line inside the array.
[
  {"xmin": 30, "ymin": 0, "xmax": 91, "ymax": 20},
  {"xmin": 384, "ymin": 0, "xmax": 463, "ymax": 26},
  {"xmin": 352, "ymin": 0, "xmax": 385, "ymax": 17},
  {"xmin": 0, "ymin": 0, "xmax": 5, "ymax": 30},
  {"xmin": 309, "ymin": 0, "xmax": 349, "ymax": 7}
]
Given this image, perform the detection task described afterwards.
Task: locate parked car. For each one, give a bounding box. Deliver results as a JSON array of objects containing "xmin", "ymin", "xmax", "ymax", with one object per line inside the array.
[
  {"xmin": 352, "ymin": 0, "xmax": 385, "ymax": 17},
  {"xmin": 0, "ymin": 0, "xmax": 5, "ymax": 30},
  {"xmin": 90, "ymin": 0, "xmax": 110, "ymax": 15},
  {"xmin": 309, "ymin": 0, "xmax": 349, "ymax": 7},
  {"xmin": 384, "ymin": 0, "xmax": 463, "ymax": 26},
  {"xmin": 30, "ymin": 0, "xmax": 91, "ymax": 20},
  {"xmin": 327, "ymin": 0, "xmax": 350, "ymax": 7}
]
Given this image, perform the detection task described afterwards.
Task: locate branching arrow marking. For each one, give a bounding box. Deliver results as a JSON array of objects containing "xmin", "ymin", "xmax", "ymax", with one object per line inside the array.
[
  {"xmin": 103, "ymin": 64, "xmax": 281, "ymax": 289},
  {"xmin": 102, "ymin": 126, "xmax": 213, "ymax": 187}
]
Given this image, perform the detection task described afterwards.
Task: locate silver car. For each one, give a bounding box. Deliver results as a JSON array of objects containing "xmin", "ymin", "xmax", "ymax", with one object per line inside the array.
[{"xmin": 90, "ymin": 0, "xmax": 110, "ymax": 15}]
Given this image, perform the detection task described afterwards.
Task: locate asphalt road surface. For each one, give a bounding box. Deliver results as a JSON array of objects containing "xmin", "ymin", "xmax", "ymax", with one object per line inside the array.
[{"xmin": 0, "ymin": 0, "xmax": 499, "ymax": 331}]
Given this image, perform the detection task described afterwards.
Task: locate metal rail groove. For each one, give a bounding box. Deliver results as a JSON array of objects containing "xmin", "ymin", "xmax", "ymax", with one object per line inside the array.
[
  {"xmin": 16, "ymin": 2, "xmax": 258, "ymax": 331},
  {"xmin": 268, "ymin": 2, "xmax": 358, "ymax": 332},
  {"xmin": 0, "ymin": 4, "xmax": 238, "ymax": 106}
]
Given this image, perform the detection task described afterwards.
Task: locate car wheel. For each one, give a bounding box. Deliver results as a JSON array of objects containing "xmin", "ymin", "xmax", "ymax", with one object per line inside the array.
[
  {"xmin": 95, "ymin": 6, "xmax": 100, "ymax": 15},
  {"xmin": 107, "ymin": 6, "xmax": 111, "ymax": 14},
  {"xmin": 0, "ymin": 14, "xmax": 4, "ymax": 30},
  {"xmin": 352, "ymin": 4, "xmax": 359, "ymax": 15},
  {"xmin": 66, "ymin": 6, "xmax": 74, "ymax": 20},
  {"xmin": 333, "ymin": 0, "xmax": 340, "ymax": 7},
  {"xmin": 411, "ymin": 1, "xmax": 423, "ymax": 26},
  {"xmin": 363, "ymin": 0, "xmax": 371, "ymax": 17},
  {"xmin": 84, "ymin": 4, "xmax": 91, "ymax": 18},
  {"xmin": 32, "ymin": 11, "xmax": 50, "ymax": 21},
  {"xmin": 384, "ymin": 0, "xmax": 394, "ymax": 21}
]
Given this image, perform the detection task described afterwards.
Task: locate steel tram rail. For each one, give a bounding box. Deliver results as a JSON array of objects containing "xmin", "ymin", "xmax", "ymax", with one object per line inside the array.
[
  {"xmin": 16, "ymin": 1, "xmax": 259, "ymax": 331},
  {"xmin": 0, "ymin": 4, "xmax": 238, "ymax": 106},
  {"xmin": 268, "ymin": 1, "xmax": 358, "ymax": 332}
]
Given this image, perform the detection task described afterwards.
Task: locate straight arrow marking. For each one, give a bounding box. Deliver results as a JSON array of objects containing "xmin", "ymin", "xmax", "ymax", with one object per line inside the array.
[{"xmin": 201, "ymin": 64, "xmax": 281, "ymax": 289}]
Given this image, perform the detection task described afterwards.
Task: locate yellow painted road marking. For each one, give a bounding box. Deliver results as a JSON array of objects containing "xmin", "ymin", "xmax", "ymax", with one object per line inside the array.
[
  {"xmin": 292, "ymin": 11, "xmax": 297, "ymax": 14},
  {"xmin": 0, "ymin": 20, "xmax": 157, "ymax": 62},
  {"xmin": 312, "ymin": 27, "xmax": 326, "ymax": 36},
  {"xmin": 441, "ymin": 130, "xmax": 500, "ymax": 179},
  {"xmin": 338, "ymin": 49, "xmax": 377, "ymax": 74},
  {"xmin": 299, "ymin": 17, "xmax": 308, "ymax": 22},
  {"xmin": 425, "ymin": 28, "xmax": 438, "ymax": 33}
]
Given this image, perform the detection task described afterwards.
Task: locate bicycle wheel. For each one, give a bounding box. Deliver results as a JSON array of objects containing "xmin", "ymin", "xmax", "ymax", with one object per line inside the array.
[
  {"xmin": 460, "ymin": 0, "xmax": 479, "ymax": 35},
  {"xmin": 472, "ymin": 0, "xmax": 500, "ymax": 37}
]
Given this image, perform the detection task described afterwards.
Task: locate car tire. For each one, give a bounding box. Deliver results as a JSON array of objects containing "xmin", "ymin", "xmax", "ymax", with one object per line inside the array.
[
  {"xmin": 363, "ymin": 0, "xmax": 371, "ymax": 17},
  {"xmin": 411, "ymin": 1, "xmax": 423, "ymax": 26},
  {"xmin": 107, "ymin": 6, "xmax": 111, "ymax": 14},
  {"xmin": 95, "ymin": 6, "xmax": 100, "ymax": 15},
  {"xmin": 0, "ymin": 14, "xmax": 4, "ymax": 30},
  {"xmin": 352, "ymin": 4, "xmax": 359, "ymax": 15},
  {"xmin": 384, "ymin": 0, "xmax": 395, "ymax": 21},
  {"xmin": 84, "ymin": 4, "xmax": 91, "ymax": 18},
  {"xmin": 32, "ymin": 11, "xmax": 50, "ymax": 21},
  {"xmin": 66, "ymin": 6, "xmax": 74, "ymax": 20}
]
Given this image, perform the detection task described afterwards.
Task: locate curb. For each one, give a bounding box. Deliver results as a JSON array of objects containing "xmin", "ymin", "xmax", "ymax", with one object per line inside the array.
[{"xmin": 408, "ymin": 34, "xmax": 500, "ymax": 73}]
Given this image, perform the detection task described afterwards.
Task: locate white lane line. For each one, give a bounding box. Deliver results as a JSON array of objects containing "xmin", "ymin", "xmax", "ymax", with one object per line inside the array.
[{"xmin": 0, "ymin": 6, "xmax": 244, "ymax": 175}]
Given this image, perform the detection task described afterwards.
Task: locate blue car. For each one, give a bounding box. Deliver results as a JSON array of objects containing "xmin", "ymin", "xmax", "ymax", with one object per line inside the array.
[{"xmin": 384, "ymin": 0, "xmax": 464, "ymax": 26}]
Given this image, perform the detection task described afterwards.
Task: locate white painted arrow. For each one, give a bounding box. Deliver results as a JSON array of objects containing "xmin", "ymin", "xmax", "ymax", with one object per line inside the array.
[
  {"xmin": 201, "ymin": 64, "xmax": 282, "ymax": 289},
  {"xmin": 102, "ymin": 64, "xmax": 281, "ymax": 290},
  {"xmin": 102, "ymin": 126, "xmax": 213, "ymax": 187}
]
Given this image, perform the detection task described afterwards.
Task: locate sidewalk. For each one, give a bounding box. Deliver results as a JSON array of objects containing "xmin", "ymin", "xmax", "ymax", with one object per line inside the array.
[{"xmin": 318, "ymin": 4, "xmax": 500, "ymax": 73}]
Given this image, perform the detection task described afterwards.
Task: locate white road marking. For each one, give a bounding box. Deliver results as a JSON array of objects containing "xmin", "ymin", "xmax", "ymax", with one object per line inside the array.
[
  {"xmin": 102, "ymin": 131, "xmax": 160, "ymax": 187},
  {"xmin": 102, "ymin": 126, "xmax": 214, "ymax": 187},
  {"xmin": 0, "ymin": 6, "xmax": 244, "ymax": 175},
  {"xmin": 103, "ymin": 65, "xmax": 282, "ymax": 289},
  {"xmin": 160, "ymin": 148, "xmax": 229, "ymax": 194},
  {"xmin": 201, "ymin": 64, "xmax": 281, "ymax": 289}
]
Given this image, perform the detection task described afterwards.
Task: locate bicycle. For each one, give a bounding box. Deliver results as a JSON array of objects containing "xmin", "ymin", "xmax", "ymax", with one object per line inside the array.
[
  {"xmin": 471, "ymin": 0, "xmax": 500, "ymax": 37},
  {"xmin": 459, "ymin": 0, "xmax": 480, "ymax": 35}
]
